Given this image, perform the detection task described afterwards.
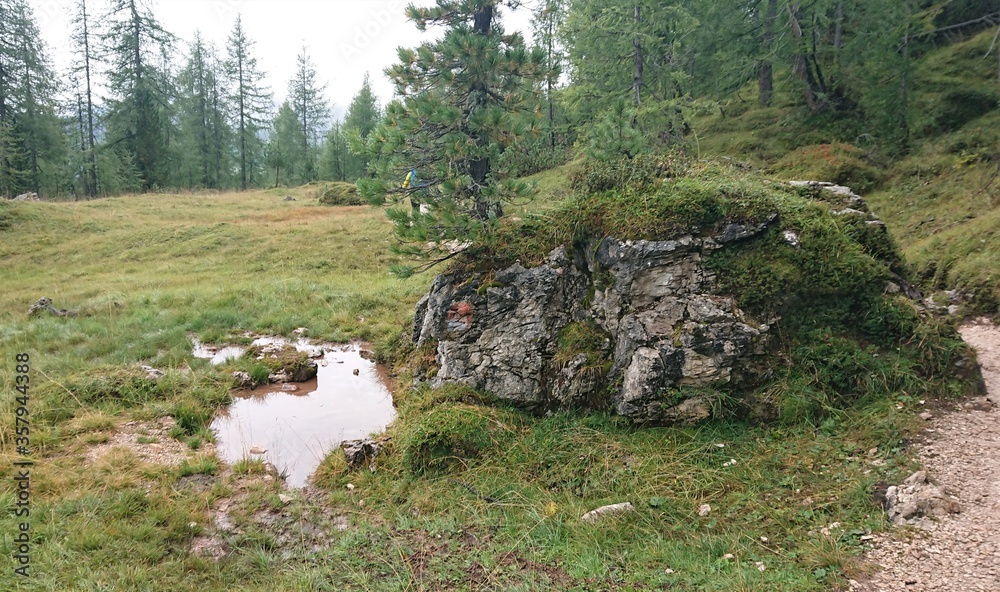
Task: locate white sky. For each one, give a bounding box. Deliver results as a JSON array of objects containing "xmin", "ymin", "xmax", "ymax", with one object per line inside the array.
[{"xmin": 31, "ymin": 0, "xmax": 536, "ymax": 120}]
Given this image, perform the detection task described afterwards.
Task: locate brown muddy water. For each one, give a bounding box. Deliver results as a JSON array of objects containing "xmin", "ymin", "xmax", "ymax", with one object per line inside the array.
[{"xmin": 200, "ymin": 339, "xmax": 395, "ymax": 488}]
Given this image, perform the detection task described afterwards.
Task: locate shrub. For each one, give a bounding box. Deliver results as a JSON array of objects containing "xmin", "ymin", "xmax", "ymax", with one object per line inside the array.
[{"xmin": 497, "ymin": 140, "xmax": 570, "ymax": 178}]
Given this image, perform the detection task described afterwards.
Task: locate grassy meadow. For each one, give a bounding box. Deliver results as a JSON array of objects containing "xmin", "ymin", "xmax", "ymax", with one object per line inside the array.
[{"xmin": 0, "ymin": 178, "xmax": 947, "ymax": 591}]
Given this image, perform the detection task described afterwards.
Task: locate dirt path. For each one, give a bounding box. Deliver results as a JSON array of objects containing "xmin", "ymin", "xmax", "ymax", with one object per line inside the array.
[{"xmin": 849, "ymin": 319, "xmax": 1000, "ymax": 591}]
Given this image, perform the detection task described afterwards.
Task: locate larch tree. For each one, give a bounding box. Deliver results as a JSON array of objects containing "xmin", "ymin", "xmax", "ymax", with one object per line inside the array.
[
  {"xmin": 287, "ymin": 45, "xmax": 330, "ymax": 182},
  {"xmin": 320, "ymin": 120, "xmax": 350, "ymax": 182},
  {"xmin": 225, "ymin": 15, "xmax": 271, "ymax": 190},
  {"xmin": 101, "ymin": 0, "xmax": 176, "ymax": 191},
  {"xmin": 360, "ymin": 0, "xmax": 548, "ymax": 275},
  {"xmin": 70, "ymin": 0, "xmax": 99, "ymax": 196},
  {"xmin": 176, "ymin": 32, "xmax": 212, "ymax": 188},
  {"xmin": 267, "ymin": 100, "xmax": 304, "ymax": 187}
]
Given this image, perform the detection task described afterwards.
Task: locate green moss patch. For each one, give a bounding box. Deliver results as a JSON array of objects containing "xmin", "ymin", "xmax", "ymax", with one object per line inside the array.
[{"xmin": 317, "ymin": 182, "xmax": 365, "ymax": 205}]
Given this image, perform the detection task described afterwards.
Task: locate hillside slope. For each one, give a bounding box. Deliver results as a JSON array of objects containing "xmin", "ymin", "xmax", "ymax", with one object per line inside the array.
[{"xmin": 692, "ymin": 29, "xmax": 1000, "ymax": 313}]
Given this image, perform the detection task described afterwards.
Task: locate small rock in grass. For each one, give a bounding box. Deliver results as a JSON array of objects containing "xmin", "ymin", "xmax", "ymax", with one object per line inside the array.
[
  {"xmin": 699, "ymin": 504, "xmax": 712, "ymax": 517},
  {"xmin": 249, "ymin": 446, "xmax": 267, "ymax": 455},
  {"xmin": 920, "ymin": 412, "xmax": 934, "ymax": 421},
  {"xmin": 277, "ymin": 494, "xmax": 292, "ymax": 504},
  {"xmin": 580, "ymin": 502, "xmax": 634, "ymax": 523}
]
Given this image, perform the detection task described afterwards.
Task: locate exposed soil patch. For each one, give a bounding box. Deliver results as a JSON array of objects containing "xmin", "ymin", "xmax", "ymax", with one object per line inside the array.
[
  {"xmin": 190, "ymin": 475, "xmax": 349, "ymax": 560},
  {"xmin": 85, "ymin": 416, "xmax": 211, "ymax": 466},
  {"xmin": 849, "ymin": 318, "xmax": 1000, "ymax": 591}
]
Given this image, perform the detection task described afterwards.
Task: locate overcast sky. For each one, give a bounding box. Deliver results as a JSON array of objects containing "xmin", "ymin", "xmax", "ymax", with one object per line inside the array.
[{"xmin": 32, "ymin": 0, "xmax": 536, "ymax": 120}]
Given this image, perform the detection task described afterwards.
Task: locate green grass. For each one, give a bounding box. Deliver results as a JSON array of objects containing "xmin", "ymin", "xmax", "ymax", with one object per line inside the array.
[{"xmin": 0, "ymin": 175, "xmax": 976, "ymax": 590}]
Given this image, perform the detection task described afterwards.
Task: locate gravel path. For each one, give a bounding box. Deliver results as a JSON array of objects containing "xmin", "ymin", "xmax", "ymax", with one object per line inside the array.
[{"xmin": 849, "ymin": 318, "xmax": 1000, "ymax": 591}]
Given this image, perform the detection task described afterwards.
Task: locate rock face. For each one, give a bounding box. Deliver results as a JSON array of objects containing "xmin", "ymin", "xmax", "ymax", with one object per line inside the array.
[{"xmin": 413, "ymin": 223, "xmax": 775, "ymax": 424}]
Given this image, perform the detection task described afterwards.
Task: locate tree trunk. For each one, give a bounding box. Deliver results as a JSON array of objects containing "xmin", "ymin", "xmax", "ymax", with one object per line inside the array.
[
  {"xmin": 546, "ymin": 12, "xmax": 555, "ymax": 148},
  {"xmin": 81, "ymin": 0, "xmax": 98, "ymax": 197},
  {"xmin": 238, "ymin": 49, "xmax": 247, "ymax": 190},
  {"xmin": 633, "ymin": 4, "xmax": 642, "ymax": 108},
  {"xmin": 790, "ymin": 3, "xmax": 823, "ymax": 112},
  {"xmin": 834, "ymin": 1, "xmax": 844, "ymax": 53},
  {"xmin": 469, "ymin": 2, "xmax": 496, "ymax": 221},
  {"xmin": 77, "ymin": 91, "xmax": 88, "ymax": 199},
  {"xmin": 759, "ymin": 0, "xmax": 777, "ymax": 107}
]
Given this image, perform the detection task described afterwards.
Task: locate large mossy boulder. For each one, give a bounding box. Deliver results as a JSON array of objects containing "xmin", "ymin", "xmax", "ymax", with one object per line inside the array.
[
  {"xmin": 317, "ymin": 182, "xmax": 365, "ymax": 206},
  {"xmin": 411, "ymin": 156, "xmax": 981, "ymax": 424}
]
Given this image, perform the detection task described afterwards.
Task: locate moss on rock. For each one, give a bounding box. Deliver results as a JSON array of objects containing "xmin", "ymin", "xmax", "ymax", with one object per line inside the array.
[
  {"xmin": 442, "ymin": 155, "xmax": 981, "ymax": 424},
  {"xmin": 318, "ymin": 182, "xmax": 365, "ymax": 206}
]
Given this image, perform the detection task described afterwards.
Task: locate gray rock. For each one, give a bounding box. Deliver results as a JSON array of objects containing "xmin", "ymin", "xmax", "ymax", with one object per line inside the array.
[
  {"xmin": 413, "ymin": 230, "xmax": 774, "ymax": 423},
  {"xmin": 885, "ymin": 471, "xmax": 962, "ymax": 526},
  {"xmin": 231, "ymin": 371, "xmax": 254, "ymax": 388},
  {"xmin": 581, "ymin": 502, "xmax": 634, "ymax": 523},
  {"xmin": 342, "ymin": 437, "xmax": 389, "ymax": 472}
]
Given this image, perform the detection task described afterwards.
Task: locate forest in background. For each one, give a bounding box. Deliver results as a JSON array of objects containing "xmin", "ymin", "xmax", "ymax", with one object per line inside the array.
[{"xmin": 0, "ymin": 0, "xmax": 997, "ymax": 199}]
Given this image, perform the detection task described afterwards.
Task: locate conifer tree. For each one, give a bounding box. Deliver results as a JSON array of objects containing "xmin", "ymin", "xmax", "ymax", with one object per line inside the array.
[
  {"xmin": 287, "ymin": 45, "xmax": 329, "ymax": 182},
  {"xmin": 101, "ymin": 0, "xmax": 175, "ymax": 191},
  {"xmin": 0, "ymin": 0, "xmax": 62, "ymax": 196},
  {"xmin": 320, "ymin": 121, "xmax": 350, "ymax": 182},
  {"xmin": 268, "ymin": 100, "xmax": 304, "ymax": 186},
  {"xmin": 70, "ymin": 0, "xmax": 99, "ymax": 196},
  {"xmin": 342, "ymin": 73, "xmax": 380, "ymax": 179},
  {"xmin": 225, "ymin": 15, "xmax": 271, "ymax": 190},
  {"xmin": 360, "ymin": 0, "xmax": 548, "ymax": 274}
]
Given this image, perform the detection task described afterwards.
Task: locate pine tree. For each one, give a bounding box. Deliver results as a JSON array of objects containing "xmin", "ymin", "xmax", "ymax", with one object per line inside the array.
[
  {"xmin": 101, "ymin": 0, "xmax": 176, "ymax": 191},
  {"xmin": 320, "ymin": 121, "xmax": 349, "ymax": 182},
  {"xmin": 342, "ymin": 73, "xmax": 380, "ymax": 180},
  {"xmin": 360, "ymin": 0, "xmax": 548, "ymax": 274},
  {"xmin": 287, "ymin": 45, "xmax": 330, "ymax": 182},
  {"xmin": 176, "ymin": 32, "xmax": 212, "ymax": 188},
  {"xmin": 225, "ymin": 15, "xmax": 271, "ymax": 190},
  {"xmin": 0, "ymin": 0, "xmax": 63, "ymax": 196},
  {"xmin": 268, "ymin": 100, "xmax": 304, "ymax": 186},
  {"xmin": 531, "ymin": 0, "xmax": 565, "ymax": 147}
]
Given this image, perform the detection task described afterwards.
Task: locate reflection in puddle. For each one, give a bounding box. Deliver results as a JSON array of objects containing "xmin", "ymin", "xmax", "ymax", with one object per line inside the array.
[
  {"xmin": 191, "ymin": 339, "xmax": 246, "ymax": 365},
  {"xmin": 210, "ymin": 343, "xmax": 395, "ymax": 488}
]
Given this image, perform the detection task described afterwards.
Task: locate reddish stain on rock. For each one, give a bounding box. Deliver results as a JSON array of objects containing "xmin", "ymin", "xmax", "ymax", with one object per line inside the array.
[{"xmin": 448, "ymin": 301, "xmax": 474, "ymax": 328}]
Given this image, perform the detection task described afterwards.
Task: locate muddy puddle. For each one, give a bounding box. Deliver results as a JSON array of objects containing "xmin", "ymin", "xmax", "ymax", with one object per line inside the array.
[
  {"xmin": 191, "ymin": 339, "xmax": 246, "ymax": 365},
  {"xmin": 203, "ymin": 339, "xmax": 395, "ymax": 488}
]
